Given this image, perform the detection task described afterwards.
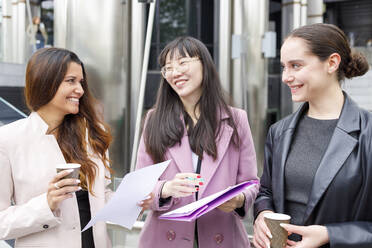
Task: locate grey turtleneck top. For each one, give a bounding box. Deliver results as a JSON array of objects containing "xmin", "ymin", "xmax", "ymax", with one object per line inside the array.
[{"xmin": 285, "ymin": 114, "xmax": 338, "ymax": 226}]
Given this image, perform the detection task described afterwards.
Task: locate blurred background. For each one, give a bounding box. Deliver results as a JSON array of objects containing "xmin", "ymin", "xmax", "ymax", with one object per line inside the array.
[{"xmin": 0, "ymin": 0, "xmax": 371, "ymax": 247}]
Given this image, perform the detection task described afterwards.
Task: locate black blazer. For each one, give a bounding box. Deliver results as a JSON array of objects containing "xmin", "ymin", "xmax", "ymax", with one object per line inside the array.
[{"xmin": 254, "ymin": 93, "xmax": 372, "ymax": 247}]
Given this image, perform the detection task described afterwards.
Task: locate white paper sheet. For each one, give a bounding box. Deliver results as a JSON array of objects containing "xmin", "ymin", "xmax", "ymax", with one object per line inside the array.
[{"xmin": 82, "ymin": 160, "xmax": 171, "ymax": 231}]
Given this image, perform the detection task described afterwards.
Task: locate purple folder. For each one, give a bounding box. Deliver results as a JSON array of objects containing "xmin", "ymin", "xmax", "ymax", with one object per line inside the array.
[{"xmin": 159, "ymin": 180, "xmax": 259, "ymax": 222}]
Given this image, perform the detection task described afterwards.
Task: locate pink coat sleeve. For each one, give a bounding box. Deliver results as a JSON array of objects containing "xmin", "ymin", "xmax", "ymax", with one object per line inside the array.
[
  {"xmin": 234, "ymin": 109, "xmax": 259, "ymax": 218},
  {"xmin": 135, "ymin": 113, "xmax": 176, "ymax": 212}
]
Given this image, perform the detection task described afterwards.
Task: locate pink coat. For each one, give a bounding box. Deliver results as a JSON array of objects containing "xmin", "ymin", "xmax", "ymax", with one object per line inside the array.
[
  {"xmin": 136, "ymin": 107, "xmax": 259, "ymax": 248},
  {"xmin": 0, "ymin": 112, "xmax": 112, "ymax": 248}
]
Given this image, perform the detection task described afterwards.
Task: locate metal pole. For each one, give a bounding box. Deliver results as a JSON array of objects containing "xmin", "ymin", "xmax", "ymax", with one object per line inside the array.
[
  {"xmin": 218, "ymin": 0, "xmax": 231, "ymax": 94},
  {"xmin": 301, "ymin": 0, "xmax": 307, "ymax": 26},
  {"xmin": 17, "ymin": 0, "xmax": 26, "ymax": 63},
  {"xmin": 2, "ymin": 0, "xmax": 13, "ymax": 62},
  {"xmin": 12, "ymin": 0, "xmax": 18, "ymax": 62},
  {"xmin": 25, "ymin": 0, "xmax": 35, "ymax": 51},
  {"xmin": 130, "ymin": 0, "xmax": 157, "ymax": 172},
  {"xmin": 307, "ymin": 0, "xmax": 323, "ymax": 24},
  {"xmin": 25, "ymin": 0, "xmax": 32, "ymax": 27}
]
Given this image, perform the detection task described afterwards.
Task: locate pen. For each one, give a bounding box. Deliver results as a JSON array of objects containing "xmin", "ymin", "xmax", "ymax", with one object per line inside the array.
[{"xmin": 185, "ymin": 177, "xmax": 204, "ymax": 182}]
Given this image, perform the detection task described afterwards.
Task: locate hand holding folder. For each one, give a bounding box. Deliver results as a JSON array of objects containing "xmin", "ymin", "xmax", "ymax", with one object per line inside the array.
[{"xmin": 159, "ymin": 180, "xmax": 259, "ymax": 222}]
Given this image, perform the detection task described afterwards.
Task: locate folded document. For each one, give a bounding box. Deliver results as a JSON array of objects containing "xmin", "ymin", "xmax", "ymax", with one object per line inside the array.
[{"xmin": 159, "ymin": 180, "xmax": 259, "ymax": 222}]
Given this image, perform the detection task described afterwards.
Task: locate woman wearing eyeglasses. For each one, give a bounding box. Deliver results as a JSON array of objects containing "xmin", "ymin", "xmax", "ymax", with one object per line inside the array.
[{"xmin": 135, "ymin": 36, "xmax": 259, "ymax": 248}]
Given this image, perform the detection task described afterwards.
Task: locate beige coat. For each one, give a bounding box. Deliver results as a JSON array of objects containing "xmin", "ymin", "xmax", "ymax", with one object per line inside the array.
[{"xmin": 0, "ymin": 112, "xmax": 112, "ymax": 248}]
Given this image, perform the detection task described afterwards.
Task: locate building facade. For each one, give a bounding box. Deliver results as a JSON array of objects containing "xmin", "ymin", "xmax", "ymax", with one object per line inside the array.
[{"xmin": 1, "ymin": 0, "xmax": 372, "ymax": 246}]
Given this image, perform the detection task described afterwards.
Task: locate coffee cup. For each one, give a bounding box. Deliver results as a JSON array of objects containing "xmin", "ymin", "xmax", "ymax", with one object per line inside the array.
[
  {"xmin": 56, "ymin": 163, "xmax": 81, "ymax": 179},
  {"xmin": 263, "ymin": 212, "xmax": 291, "ymax": 248}
]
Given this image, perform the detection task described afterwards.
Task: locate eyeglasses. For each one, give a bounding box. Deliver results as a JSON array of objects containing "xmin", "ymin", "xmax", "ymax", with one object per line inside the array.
[{"xmin": 161, "ymin": 58, "xmax": 200, "ymax": 78}]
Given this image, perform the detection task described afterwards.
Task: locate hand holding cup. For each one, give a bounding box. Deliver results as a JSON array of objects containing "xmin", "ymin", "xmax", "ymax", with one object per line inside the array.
[
  {"xmin": 253, "ymin": 210, "xmax": 274, "ymax": 248},
  {"xmin": 263, "ymin": 212, "xmax": 291, "ymax": 248},
  {"xmin": 47, "ymin": 163, "xmax": 82, "ymax": 211}
]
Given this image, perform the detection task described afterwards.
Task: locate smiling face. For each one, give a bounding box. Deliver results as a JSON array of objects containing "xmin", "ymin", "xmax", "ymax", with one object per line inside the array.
[
  {"xmin": 280, "ymin": 37, "xmax": 337, "ymax": 103},
  {"xmin": 164, "ymin": 51, "xmax": 203, "ymax": 105},
  {"xmin": 42, "ymin": 62, "xmax": 84, "ymax": 118}
]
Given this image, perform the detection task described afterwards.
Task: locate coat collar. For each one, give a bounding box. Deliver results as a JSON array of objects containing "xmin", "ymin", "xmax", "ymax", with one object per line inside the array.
[
  {"xmin": 168, "ymin": 108, "xmax": 233, "ymax": 197},
  {"xmin": 26, "ymin": 111, "xmax": 67, "ymax": 165},
  {"xmin": 199, "ymin": 122, "xmax": 233, "ymax": 197},
  {"xmin": 275, "ymin": 92, "xmax": 361, "ymax": 221},
  {"xmin": 29, "ymin": 111, "xmax": 50, "ymax": 135},
  {"xmin": 303, "ymin": 92, "xmax": 360, "ymax": 223},
  {"xmin": 285, "ymin": 91, "xmax": 360, "ymax": 133}
]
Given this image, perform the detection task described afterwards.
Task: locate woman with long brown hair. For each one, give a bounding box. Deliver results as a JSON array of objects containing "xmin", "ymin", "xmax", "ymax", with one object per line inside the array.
[
  {"xmin": 136, "ymin": 36, "xmax": 259, "ymax": 248},
  {"xmin": 0, "ymin": 48, "xmax": 113, "ymax": 247}
]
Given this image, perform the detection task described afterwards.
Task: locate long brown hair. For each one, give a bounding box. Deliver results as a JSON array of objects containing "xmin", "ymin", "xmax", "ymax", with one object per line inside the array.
[
  {"xmin": 25, "ymin": 47, "xmax": 112, "ymax": 194},
  {"xmin": 289, "ymin": 23, "xmax": 369, "ymax": 81},
  {"xmin": 144, "ymin": 36, "xmax": 239, "ymax": 163}
]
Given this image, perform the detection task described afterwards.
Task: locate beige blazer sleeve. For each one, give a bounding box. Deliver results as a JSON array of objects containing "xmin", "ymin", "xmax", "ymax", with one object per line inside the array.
[{"xmin": 0, "ymin": 144, "xmax": 60, "ymax": 240}]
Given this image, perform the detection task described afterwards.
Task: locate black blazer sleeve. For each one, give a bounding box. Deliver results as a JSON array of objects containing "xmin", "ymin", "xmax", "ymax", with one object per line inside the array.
[
  {"xmin": 325, "ymin": 119, "xmax": 372, "ymax": 248},
  {"xmin": 326, "ymin": 222, "xmax": 372, "ymax": 248}
]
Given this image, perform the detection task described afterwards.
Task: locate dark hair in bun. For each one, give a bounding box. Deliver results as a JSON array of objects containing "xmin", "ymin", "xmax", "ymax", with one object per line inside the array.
[
  {"xmin": 288, "ymin": 23, "xmax": 369, "ymax": 81},
  {"xmin": 344, "ymin": 51, "xmax": 369, "ymax": 79}
]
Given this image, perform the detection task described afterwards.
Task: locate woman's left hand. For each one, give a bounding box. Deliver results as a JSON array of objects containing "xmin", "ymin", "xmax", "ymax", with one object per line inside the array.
[
  {"xmin": 217, "ymin": 193, "xmax": 245, "ymax": 213},
  {"xmin": 137, "ymin": 193, "xmax": 154, "ymax": 210},
  {"xmin": 280, "ymin": 223, "xmax": 329, "ymax": 248}
]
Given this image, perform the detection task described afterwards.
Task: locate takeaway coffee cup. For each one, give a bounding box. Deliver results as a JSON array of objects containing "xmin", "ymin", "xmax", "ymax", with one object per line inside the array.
[
  {"xmin": 56, "ymin": 163, "xmax": 81, "ymax": 179},
  {"xmin": 263, "ymin": 213, "xmax": 291, "ymax": 248}
]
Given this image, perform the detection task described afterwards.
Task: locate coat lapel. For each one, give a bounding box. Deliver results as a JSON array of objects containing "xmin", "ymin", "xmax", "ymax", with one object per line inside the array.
[
  {"xmin": 303, "ymin": 94, "xmax": 360, "ymax": 223},
  {"xmin": 168, "ymin": 111, "xmax": 234, "ymax": 197},
  {"xmin": 199, "ymin": 118, "xmax": 233, "ymax": 198},
  {"xmin": 168, "ymin": 129, "xmax": 194, "ymax": 173},
  {"xmin": 275, "ymin": 130, "xmax": 293, "ymax": 213},
  {"xmin": 30, "ymin": 112, "xmax": 67, "ymax": 163}
]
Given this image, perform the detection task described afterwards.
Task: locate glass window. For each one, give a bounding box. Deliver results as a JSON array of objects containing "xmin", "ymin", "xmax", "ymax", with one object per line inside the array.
[
  {"xmin": 40, "ymin": 0, "xmax": 54, "ymax": 46},
  {"xmin": 148, "ymin": 0, "xmax": 214, "ymax": 70},
  {"xmin": 145, "ymin": 0, "xmax": 215, "ymax": 109}
]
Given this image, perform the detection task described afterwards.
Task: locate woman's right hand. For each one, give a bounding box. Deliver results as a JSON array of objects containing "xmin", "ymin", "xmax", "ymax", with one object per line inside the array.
[
  {"xmin": 47, "ymin": 169, "xmax": 81, "ymax": 211},
  {"xmin": 253, "ymin": 210, "xmax": 274, "ymax": 248},
  {"xmin": 161, "ymin": 173, "xmax": 202, "ymax": 198}
]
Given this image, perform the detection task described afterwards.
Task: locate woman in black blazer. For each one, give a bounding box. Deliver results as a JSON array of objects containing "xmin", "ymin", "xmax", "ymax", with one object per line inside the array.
[{"xmin": 253, "ymin": 23, "xmax": 371, "ymax": 248}]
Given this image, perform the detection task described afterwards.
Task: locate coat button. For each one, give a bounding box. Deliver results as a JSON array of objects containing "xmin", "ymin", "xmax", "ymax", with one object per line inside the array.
[
  {"xmin": 43, "ymin": 224, "xmax": 49, "ymax": 229},
  {"xmin": 214, "ymin": 233, "xmax": 224, "ymax": 244},
  {"xmin": 166, "ymin": 230, "xmax": 176, "ymax": 241}
]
